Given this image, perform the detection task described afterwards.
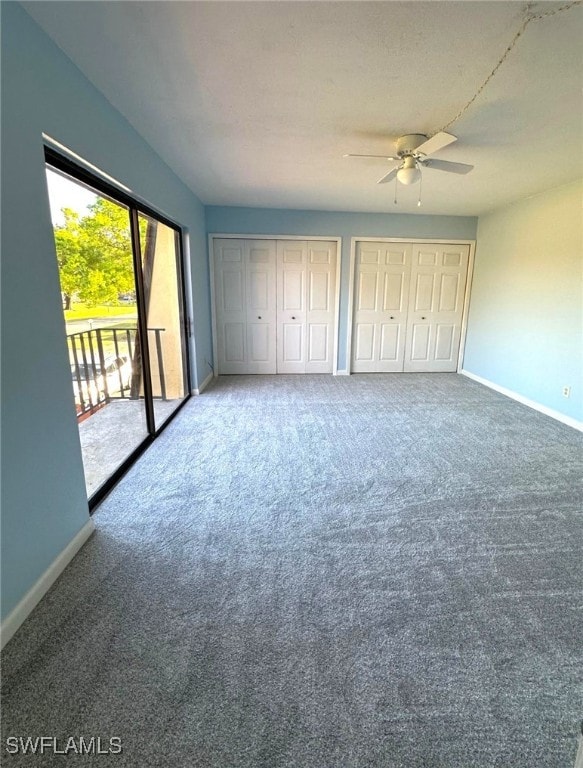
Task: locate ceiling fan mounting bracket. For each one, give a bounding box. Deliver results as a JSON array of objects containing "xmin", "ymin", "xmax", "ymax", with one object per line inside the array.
[{"xmin": 396, "ymin": 134, "xmax": 428, "ymax": 156}]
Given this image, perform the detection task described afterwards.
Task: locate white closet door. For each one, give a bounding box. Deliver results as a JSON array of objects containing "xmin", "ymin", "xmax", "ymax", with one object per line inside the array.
[
  {"xmin": 404, "ymin": 243, "xmax": 470, "ymax": 372},
  {"xmin": 277, "ymin": 241, "xmax": 308, "ymax": 373},
  {"xmin": 306, "ymin": 241, "xmax": 337, "ymax": 374},
  {"xmin": 214, "ymin": 239, "xmax": 248, "ymax": 374},
  {"xmin": 351, "ymin": 242, "xmax": 411, "ymax": 372},
  {"xmin": 245, "ymin": 241, "xmax": 277, "ymax": 373},
  {"xmin": 213, "ymin": 238, "xmax": 276, "ymax": 374},
  {"xmin": 276, "ymin": 240, "xmax": 337, "ymax": 374}
]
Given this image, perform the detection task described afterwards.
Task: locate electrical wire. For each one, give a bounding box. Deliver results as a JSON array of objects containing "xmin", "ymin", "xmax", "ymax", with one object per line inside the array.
[{"xmin": 434, "ymin": 0, "xmax": 582, "ymax": 135}]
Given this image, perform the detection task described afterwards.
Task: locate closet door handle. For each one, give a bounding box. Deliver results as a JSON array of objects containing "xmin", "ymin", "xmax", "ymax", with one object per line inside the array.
[
  {"xmin": 390, "ymin": 316, "xmax": 395, "ymax": 320},
  {"xmin": 421, "ymin": 316, "xmax": 427, "ymax": 320},
  {"xmin": 258, "ymin": 316, "xmax": 262, "ymax": 319},
  {"xmin": 291, "ymin": 316, "xmax": 296, "ymax": 320}
]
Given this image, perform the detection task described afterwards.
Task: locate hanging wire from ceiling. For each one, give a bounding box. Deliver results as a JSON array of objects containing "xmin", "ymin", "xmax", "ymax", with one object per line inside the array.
[{"xmin": 434, "ymin": 0, "xmax": 582, "ymax": 136}]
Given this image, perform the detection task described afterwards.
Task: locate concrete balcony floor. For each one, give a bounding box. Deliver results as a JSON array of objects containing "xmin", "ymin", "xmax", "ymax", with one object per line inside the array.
[{"xmin": 78, "ymin": 398, "xmax": 181, "ymax": 497}]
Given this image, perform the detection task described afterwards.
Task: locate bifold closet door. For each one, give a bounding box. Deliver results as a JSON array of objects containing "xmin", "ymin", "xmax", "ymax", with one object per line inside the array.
[
  {"xmin": 404, "ymin": 244, "xmax": 470, "ymax": 372},
  {"xmin": 213, "ymin": 239, "xmax": 276, "ymax": 374},
  {"xmin": 351, "ymin": 242, "xmax": 412, "ymax": 372},
  {"xmin": 276, "ymin": 240, "xmax": 337, "ymax": 373}
]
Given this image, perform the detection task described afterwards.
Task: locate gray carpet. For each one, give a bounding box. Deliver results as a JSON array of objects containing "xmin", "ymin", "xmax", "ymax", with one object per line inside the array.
[{"xmin": 2, "ymin": 373, "xmax": 582, "ymax": 767}]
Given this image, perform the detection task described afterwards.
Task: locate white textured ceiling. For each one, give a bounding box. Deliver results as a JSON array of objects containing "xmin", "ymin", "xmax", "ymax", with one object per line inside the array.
[{"xmin": 23, "ymin": 1, "xmax": 583, "ymax": 215}]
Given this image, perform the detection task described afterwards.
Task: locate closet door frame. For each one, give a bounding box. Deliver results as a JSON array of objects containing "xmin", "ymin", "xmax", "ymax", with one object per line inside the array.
[
  {"xmin": 209, "ymin": 234, "xmax": 342, "ymax": 376},
  {"xmin": 346, "ymin": 237, "xmax": 476, "ymax": 374}
]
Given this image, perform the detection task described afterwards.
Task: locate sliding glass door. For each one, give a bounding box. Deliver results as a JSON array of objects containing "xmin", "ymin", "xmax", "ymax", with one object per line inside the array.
[
  {"xmin": 45, "ymin": 151, "xmax": 190, "ymax": 507},
  {"xmin": 137, "ymin": 213, "xmax": 188, "ymax": 429}
]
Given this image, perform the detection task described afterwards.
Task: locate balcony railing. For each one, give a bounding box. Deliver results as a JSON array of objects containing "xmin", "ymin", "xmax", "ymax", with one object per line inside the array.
[{"xmin": 68, "ymin": 326, "xmax": 166, "ymax": 420}]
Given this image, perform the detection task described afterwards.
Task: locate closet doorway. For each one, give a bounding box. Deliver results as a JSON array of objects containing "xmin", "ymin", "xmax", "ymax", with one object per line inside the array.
[
  {"xmin": 348, "ymin": 240, "xmax": 474, "ymax": 373},
  {"xmin": 211, "ymin": 237, "xmax": 341, "ymax": 375}
]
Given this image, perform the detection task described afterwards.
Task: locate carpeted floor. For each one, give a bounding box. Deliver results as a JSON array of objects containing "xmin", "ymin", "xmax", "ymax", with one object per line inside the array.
[{"xmin": 2, "ymin": 373, "xmax": 582, "ymax": 767}]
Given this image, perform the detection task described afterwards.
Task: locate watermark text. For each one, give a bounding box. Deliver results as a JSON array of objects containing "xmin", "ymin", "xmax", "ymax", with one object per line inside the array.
[{"xmin": 5, "ymin": 736, "xmax": 122, "ymax": 756}]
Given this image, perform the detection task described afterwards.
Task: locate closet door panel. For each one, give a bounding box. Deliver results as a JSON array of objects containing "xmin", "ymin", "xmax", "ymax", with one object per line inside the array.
[
  {"xmin": 222, "ymin": 270, "xmax": 245, "ymax": 312},
  {"xmin": 351, "ymin": 242, "xmax": 411, "ymax": 372},
  {"xmin": 435, "ymin": 324, "xmax": 456, "ymax": 361},
  {"xmin": 354, "ymin": 323, "xmax": 375, "ymax": 362},
  {"xmin": 283, "ymin": 324, "xmax": 304, "ymax": 362},
  {"xmin": 409, "ymin": 323, "xmax": 431, "ymax": 362},
  {"xmin": 306, "ymin": 241, "xmax": 336, "ymax": 373},
  {"xmin": 308, "ymin": 324, "xmax": 329, "ymax": 362},
  {"xmin": 404, "ymin": 244, "xmax": 470, "ymax": 372},
  {"xmin": 213, "ymin": 238, "xmax": 276, "ymax": 374},
  {"xmin": 351, "ymin": 245, "xmax": 382, "ymax": 371},
  {"xmin": 224, "ymin": 323, "xmax": 246, "ymax": 363},
  {"xmin": 245, "ymin": 240, "xmax": 276, "ymax": 373},
  {"xmin": 439, "ymin": 273, "xmax": 461, "ymax": 312},
  {"xmin": 309, "ymin": 271, "xmax": 330, "ymax": 311},
  {"xmin": 282, "ymin": 271, "xmax": 305, "ymax": 310},
  {"xmin": 383, "ymin": 272, "xmax": 405, "ymax": 312},
  {"xmin": 412, "ymin": 272, "xmax": 436, "ymax": 312},
  {"xmin": 358, "ymin": 270, "xmax": 379, "ymax": 311},
  {"xmin": 379, "ymin": 323, "xmax": 400, "ymax": 361},
  {"xmin": 248, "ymin": 323, "xmax": 272, "ymax": 363},
  {"xmin": 277, "ymin": 241, "xmax": 308, "ymax": 373},
  {"xmin": 214, "ymin": 239, "xmax": 248, "ymax": 374}
]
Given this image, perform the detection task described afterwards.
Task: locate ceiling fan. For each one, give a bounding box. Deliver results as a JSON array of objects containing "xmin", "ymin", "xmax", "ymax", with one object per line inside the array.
[{"xmin": 344, "ymin": 132, "xmax": 473, "ymax": 185}]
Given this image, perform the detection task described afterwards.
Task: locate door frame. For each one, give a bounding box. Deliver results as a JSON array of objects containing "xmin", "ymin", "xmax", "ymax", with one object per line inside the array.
[
  {"xmin": 208, "ymin": 234, "xmax": 343, "ymax": 375},
  {"xmin": 346, "ymin": 237, "xmax": 476, "ymax": 374},
  {"xmin": 45, "ymin": 146, "xmax": 192, "ymax": 510}
]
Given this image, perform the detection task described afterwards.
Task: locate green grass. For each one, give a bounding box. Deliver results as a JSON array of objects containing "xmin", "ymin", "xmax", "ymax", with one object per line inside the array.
[
  {"xmin": 64, "ymin": 305, "xmax": 139, "ymax": 362},
  {"xmin": 64, "ymin": 304, "xmax": 137, "ymax": 321}
]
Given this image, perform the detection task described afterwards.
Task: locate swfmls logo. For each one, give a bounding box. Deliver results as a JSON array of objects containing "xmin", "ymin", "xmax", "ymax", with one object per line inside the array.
[{"xmin": 5, "ymin": 736, "xmax": 122, "ymax": 755}]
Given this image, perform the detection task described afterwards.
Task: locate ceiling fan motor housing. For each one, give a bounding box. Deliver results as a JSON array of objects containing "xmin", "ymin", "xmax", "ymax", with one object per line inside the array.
[{"xmin": 396, "ymin": 134, "xmax": 428, "ymax": 156}]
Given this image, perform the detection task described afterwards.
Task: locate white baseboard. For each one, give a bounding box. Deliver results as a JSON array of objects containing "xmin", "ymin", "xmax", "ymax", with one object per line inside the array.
[
  {"xmin": 460, "ymin": 370, "xmax": 583, "ymax": 432},
  {"xmin": 193, "ymin": 370, "xmax": 214, "ymax": 395},
  {"xmin": 0, "ymin": 518, "xmax": 95, "ymax": 650},
  {"xmin": 575, "ymin": 729, "xmax": 583, "ymax": 768},
  {"xmin": 335, "ymin": 369, "xmax": 350, "ymax": 376}
]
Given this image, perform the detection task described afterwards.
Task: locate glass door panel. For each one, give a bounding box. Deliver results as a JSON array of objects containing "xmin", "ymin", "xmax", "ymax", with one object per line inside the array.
[
  {"xmin": 138, "ymin": 213, "xmax": 188, "ymax": 429},
  {"xmin": 46, "ymin": 168, "xmax": 149, "ymax": 498}
]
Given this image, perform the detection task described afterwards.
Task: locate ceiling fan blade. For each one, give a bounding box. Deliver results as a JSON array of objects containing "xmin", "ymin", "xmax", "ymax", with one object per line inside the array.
[
  {"xmin": 415, "ymin": 131, "xmax": 457, "ymax": 156},
  {"xmin": 377, "ymin": 167, "xmax": 399, "ymax": 184},
  {"xmin": 422, "ymin": 158, "xmax": 474, "ymax": 175},
  {"xmin": 344, "ymin": 154, "xmax": 397, "ymax": 160}
]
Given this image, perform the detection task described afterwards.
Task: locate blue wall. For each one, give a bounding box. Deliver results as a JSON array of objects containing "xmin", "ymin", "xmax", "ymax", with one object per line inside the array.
[
  {"xmin": 205, "ymin": 206, "xmax": 478, "ymax": 370},
  {"xmin": 0, "ymin": 4, "xmax": 212, "ymax": 620},
  {"xmin": 463, "ymin": 179, "xmax": 583, "ymax": 422}
]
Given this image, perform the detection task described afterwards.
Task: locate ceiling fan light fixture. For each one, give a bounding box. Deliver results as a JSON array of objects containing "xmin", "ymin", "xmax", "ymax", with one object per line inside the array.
[{"xmin": 397, "ymin": 156, "xmax": 421, "ymax": 185}]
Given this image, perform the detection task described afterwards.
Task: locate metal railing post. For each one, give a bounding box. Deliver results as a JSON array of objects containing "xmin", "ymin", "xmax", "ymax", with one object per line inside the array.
[
  {"xmin": 153, "ymin": 329, "xmax": 166, "ymax": 401},
  {"xmin": 95, "ymin": 328, "xmax": 108, "ymax": 402}
]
